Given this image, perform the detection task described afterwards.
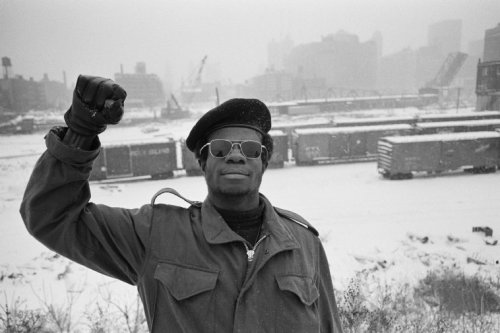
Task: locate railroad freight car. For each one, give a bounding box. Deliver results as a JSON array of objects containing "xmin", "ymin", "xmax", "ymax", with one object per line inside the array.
[
  {"xmin": 415, "ymin": 119, "xmax": 500, "ymax": 134},
  {"xmin": 181, "ymin": 140, "xmax": 203, "ymax": 176},
  {"xmin": 377, "ymin": 131, "xmax": 500, "ymax": 179},
  {"xmin": 90, "ymin": 140, "xmax": 177, "ymax": 181},
  {"xmin": 294, "ymin": 124, "xmax": 413, "ymax": 165},
  {"xmin": 272, "ymin": 119, "xmax": 334, "ymax": 148},
  {"xmin": 267, "ymin": 129, "xmax": 288, "ymax": 168}
]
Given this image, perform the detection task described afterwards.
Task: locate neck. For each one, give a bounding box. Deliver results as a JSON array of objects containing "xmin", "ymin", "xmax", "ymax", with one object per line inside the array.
[{"xmin": 208, "ymin": 191, "xmax": 260, "ymax": 211}]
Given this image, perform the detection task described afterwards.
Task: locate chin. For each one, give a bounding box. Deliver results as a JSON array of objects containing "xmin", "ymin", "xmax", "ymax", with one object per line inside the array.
[{"xmin": 219, "ymin": 186, "xmax": 252, "ymax": 196}]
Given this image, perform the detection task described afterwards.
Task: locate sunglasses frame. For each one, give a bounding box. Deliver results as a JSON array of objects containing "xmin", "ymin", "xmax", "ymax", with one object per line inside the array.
[{"xmin": 200, "ymin": 139, "xmax": 267, "ymax": 159}]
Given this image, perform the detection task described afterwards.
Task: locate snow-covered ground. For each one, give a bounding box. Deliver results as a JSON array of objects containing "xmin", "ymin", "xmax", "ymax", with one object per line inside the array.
[{"xmin": 1, "ymin": 108, "xmax": 499, "ymax": 326}]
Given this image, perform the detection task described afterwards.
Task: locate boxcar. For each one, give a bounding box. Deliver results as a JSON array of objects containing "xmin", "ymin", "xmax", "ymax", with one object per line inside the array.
[
  {"xmin": 181, "ymin": 140, "xmax": 203, "ymax": 176},
  {"xmin": 415, "ymin": 119, "xmax": 500, "ymax": 135},
  {"xmin": 272, "ymin": 119, "xmax": 334, "ymax": 148},
  {"xmin": 90, "ymin": 140, "xmax": 177, "ymax": 180},
  {"xmin": 268, "ymin": 129, "xmax": 288, "ymax": 168},
  {"xmin": 378, "ymin": 131, "xmax": 500, "ymax": 179},
  {"xmin": 294, "ymin": 124, "xmax": 413, "ymax": 165}
]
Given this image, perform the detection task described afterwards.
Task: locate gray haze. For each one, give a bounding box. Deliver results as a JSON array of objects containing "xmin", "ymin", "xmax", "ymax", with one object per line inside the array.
[{"xmin": 1, "ymin": 0, "xmax": 499, "ymax": 89}]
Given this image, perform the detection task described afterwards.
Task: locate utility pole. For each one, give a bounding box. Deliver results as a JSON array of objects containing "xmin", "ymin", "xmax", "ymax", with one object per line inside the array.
[{"xmin": 456, "ymin": 87, "xmax": 461, "ymax": 113}]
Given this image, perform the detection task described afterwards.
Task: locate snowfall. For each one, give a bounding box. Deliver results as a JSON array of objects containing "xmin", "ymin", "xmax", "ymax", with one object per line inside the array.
[{"xmin": 0, "ymin": 106, "xmax": 499, "ymax": 326}]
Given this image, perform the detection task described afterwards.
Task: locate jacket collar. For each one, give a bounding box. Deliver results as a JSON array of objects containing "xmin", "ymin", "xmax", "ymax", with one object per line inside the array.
[{"xmin": 201, "ymin": 194, "xmax": 299, "ymax": 251}]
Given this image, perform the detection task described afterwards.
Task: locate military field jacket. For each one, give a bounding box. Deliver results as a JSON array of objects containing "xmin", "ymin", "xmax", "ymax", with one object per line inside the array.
[{"xmin": 20, "ymin": 127, "xmax": 343, "ymax": 333}]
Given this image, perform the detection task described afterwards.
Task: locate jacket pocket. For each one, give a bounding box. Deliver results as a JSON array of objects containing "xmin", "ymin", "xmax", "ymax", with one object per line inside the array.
[
  {"xmin": 275, "ymin": 275, "xmax": 320, "ymax": 332},
  {"xmin": 154, "ymin": 262, "xmax": 218, "ymax": 300},
  {"xmin": 152, "ymin": 262, "xmax": 219, "ymax": 332},
  {"xmin": 276, "ymin": 275, "xmax": 319, "ymax": 306}
]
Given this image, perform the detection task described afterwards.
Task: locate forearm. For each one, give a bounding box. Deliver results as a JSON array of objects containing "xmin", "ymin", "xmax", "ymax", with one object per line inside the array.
[
  {"xmin": 20, "ymin": 128, "xmax": 148, "ymax": 284},
  {"xmin": 21, "ymin": 128, "xmax": 100, "ymax": 242}
]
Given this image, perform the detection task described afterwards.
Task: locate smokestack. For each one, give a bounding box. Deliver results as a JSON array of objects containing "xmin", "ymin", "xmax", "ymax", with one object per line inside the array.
[
  {"xmin": 63, "ymin": 70, "xmax": 67, "ymax": 88},
  {"xmin": 120, "ymin": 64, "xmax": 124, "ymax": 74}
]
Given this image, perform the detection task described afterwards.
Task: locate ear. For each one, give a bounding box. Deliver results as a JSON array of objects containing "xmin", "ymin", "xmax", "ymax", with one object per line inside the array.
[
  {"xmin": 261, "ymin": 162, "xmax": 268, "ymax": 173},
  {"xmin": 198, "ymin": 159, "xmax": 207, "ymax": 172}
]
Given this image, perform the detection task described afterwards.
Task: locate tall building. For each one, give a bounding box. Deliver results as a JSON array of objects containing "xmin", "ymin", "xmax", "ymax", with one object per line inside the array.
[
  {"xmin": 483, "ymin": 23, "xmax": 500, "ymax": 62},
  {"xmin": 378, "ymin": 48, "xmax": 417, "ymax": 93},
  {"xmin": 468, "ymin": 39, "xmax": 484, "ymax": 58},
  {"xmin": 114, "ymin": 62, "xmax": 165, "ymax": 107},
  {"xmin": 415, "ymin": 45, "xmax": 443, "ymax": 89},
  {"xmin": 476, "ymin": 23, "xmax": 500, "ymax": 110},
  {"xmin": 428, "ymin": 19, "xmax": 462, "ymax": 56},
  {"xmin": 40, "ymin": 73, "xmax": 71, "ymax": 110},
  {"xmin": 267, "ymin": 36, "xmax": 294, "ymax": 71},
  {"xmin": 284, "ymin": 31, "xmax": 378, "ymax": 95},
  {"xmin": 247, "ymin": 69, "xmax": 294, "ymax": 102}
]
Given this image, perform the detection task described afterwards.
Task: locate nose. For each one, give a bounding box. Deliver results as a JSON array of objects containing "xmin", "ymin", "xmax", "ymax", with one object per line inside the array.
[{"xmin": 225, "ymin": 143, "xmax": 245, "ymax": 162}]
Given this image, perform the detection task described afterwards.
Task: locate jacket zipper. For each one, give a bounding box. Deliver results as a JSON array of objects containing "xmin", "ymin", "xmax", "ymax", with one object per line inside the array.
[{"xmin": 243, "ymin": 235, "xmax": 268, "ymax": 262}]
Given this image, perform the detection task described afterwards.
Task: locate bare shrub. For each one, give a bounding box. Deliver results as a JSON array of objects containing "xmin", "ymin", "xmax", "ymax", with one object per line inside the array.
[
  {"xmin": 337, "ymin": 268, "xmax": 500, "ymax": 333},
  {"xmin": 84, "ymin": 300, "xmax": 116, "ymax": 333},
  {"xmin": 416, "ymin": 268, "xmax": 500, "ymax": 315},
  {"xmin": 30, "ymin": 283, "xmax": 82, "ymax": 332},
  {"xmin": 0, "ymin": 295, "xmax": 48, "ymax": 333},
  {"xmin": 97, "ymin": 284, "xmax": 148, "ymax": 333}
]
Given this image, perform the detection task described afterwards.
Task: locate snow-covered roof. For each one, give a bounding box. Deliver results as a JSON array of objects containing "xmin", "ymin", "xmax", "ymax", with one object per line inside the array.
[
  {"xmin": 268, "ymin": 129, "xmax": 286, "ymax": 136},
  {"xmin": 418, "ymin": 111, "xmax": 500, "ymax": 120},
  {"xmin": 416, "ymin": 119, "xmax": 500, "ymax": 128},
  {"xmin": 335, "ymin": 116, "xmax": 415, "ymax": 125},
  {"xmin": 383, "ymin": 131, "xmax": 500, "ymax": 143},
  {"xmin": 272, "ymin": 119, "xmax": 333, "ymax": 128},
  {"xmin": 295, "ymin": 124, "xmax": 413, "ymax": 134}
]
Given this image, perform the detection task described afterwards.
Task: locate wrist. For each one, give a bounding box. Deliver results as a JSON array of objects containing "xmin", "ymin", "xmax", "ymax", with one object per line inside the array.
[{"xmin": 62, "ymin": 128, "xmax": 98, "ymax": 150}]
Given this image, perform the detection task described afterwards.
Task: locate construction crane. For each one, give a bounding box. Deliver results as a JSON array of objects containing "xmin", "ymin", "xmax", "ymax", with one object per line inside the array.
[
  {"xmin": 193, "ymin": 55, "xmax": 208, "ymax": 88},
  {"xmin": 181, "ymin": 55, "xmax": 208, "ymax": 106},
  {"xmin": 161, "ymin": 93, "xmax": 190, "ymax": 119}
]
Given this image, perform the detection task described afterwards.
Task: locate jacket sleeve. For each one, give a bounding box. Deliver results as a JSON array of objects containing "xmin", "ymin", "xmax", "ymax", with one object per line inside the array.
[
  {"xmin": 317, "ymin": 241, "xmax": 344, "ymax": 333},
  {"xmin": 19, "ymin": 127, "xmax": 152, "ymax": 285}
]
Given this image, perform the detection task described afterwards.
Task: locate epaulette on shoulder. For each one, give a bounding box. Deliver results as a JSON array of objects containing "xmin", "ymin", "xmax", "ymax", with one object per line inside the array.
[
  {"xmin": 274, "ymin": 207, "xmax": 319, "ymax": 237},
  {"xmin": 151, "ymin": 188, "xmax": 202, "ymax": 207}
]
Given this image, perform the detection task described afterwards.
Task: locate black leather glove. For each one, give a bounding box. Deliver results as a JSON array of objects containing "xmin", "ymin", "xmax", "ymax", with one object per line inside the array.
[{"xmin": 64, "ymin": 75, "xmax": 127, "ymax": 136}]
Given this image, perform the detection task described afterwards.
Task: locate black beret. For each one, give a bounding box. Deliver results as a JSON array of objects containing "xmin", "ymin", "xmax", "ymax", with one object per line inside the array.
[{"xmin": 186, "ymin": 98, "xmax": 271, "ymax": 152}]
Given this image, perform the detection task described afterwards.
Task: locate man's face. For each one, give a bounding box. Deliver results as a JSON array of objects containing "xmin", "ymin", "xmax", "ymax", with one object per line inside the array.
[{"xmin": 202, "ymin": 127, "xmax": 265, "ymax": 199}]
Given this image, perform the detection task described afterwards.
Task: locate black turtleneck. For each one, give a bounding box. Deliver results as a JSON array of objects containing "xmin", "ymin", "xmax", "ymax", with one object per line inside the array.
[{"xmin": 215, "ymin": 199, "xmax": 265, "ymax": 246}]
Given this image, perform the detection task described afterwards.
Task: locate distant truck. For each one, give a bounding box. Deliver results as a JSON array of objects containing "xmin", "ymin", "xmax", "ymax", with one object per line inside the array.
[{"xmin": 377, "ymin": 131, "xmax": 500, "ymax": 179}]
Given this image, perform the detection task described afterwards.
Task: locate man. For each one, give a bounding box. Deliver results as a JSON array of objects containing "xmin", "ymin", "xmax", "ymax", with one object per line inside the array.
[{"xmin": 20, "ymin": 75, "xmax": 343, "ymax": 332}]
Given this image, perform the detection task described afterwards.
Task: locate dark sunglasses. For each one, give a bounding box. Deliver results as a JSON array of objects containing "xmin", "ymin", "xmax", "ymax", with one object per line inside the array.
[{"xmin": 200, "ymin": 139, "xmax": 266, "ymax": 159}]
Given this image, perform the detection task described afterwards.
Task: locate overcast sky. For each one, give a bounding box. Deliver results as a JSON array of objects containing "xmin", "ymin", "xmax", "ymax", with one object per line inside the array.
[{"xmin": 1, "ymin": 0, "xmax": 499, "ymax": 90}]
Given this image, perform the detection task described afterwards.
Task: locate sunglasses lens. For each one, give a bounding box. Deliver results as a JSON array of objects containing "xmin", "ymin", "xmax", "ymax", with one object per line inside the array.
[
  {"xmin": 241, "ymin": 141, "xmax": 262, "ymax": 158},
  {"xmin": 209, "ymin": 139, "xmax": 232, "ymax": 157}
]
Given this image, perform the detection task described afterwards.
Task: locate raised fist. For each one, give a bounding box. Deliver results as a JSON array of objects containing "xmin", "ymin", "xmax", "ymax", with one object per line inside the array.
[{"xmin": 64, "ymin": 75, "xmax": 127, "ymax": 136}]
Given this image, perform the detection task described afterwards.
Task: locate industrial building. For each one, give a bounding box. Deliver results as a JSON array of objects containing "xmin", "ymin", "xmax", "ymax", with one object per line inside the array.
[
  {"xmin": 284, "ymin": 31, "xmax": 379, "ymax": 97},
  {"xmin": 0, "ymin": 57, "xmax": 70, "ymax": 114},
  {"xmin": 476, "ymin": 23, "xmax": 500, "ymax": 111},
  {"xmin": 114, "ymin": 62, "xmax": 165, "ymax": 108}
]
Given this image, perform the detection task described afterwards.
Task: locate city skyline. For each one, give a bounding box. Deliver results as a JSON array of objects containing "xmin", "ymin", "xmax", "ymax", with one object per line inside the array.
[{"xmin": 1, "ymin": 0, "xmax": 499, "ymax": 89}]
